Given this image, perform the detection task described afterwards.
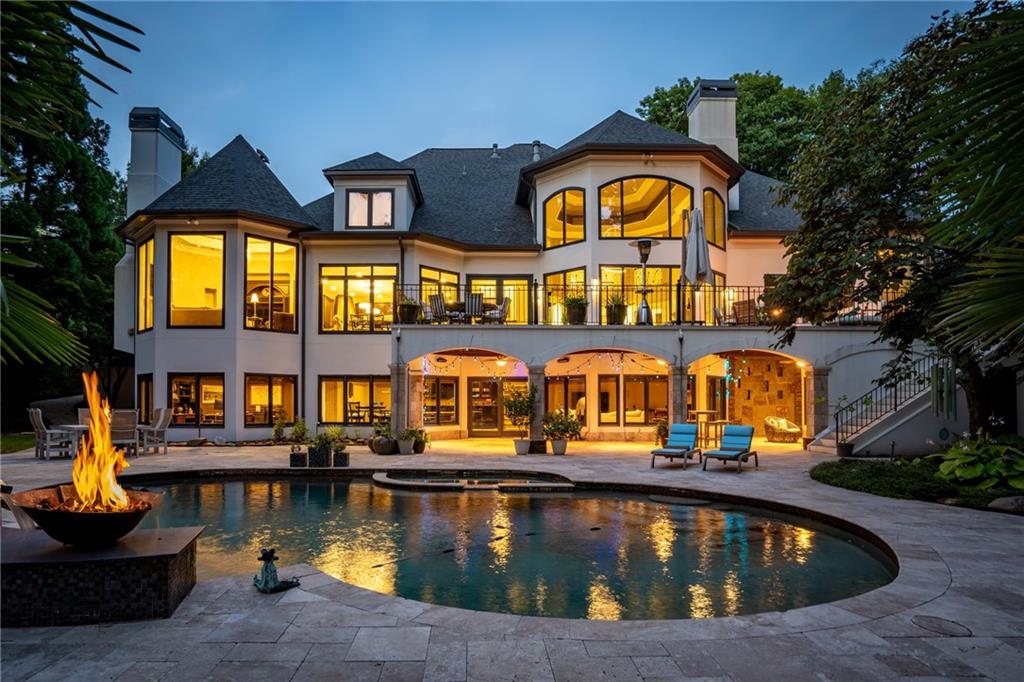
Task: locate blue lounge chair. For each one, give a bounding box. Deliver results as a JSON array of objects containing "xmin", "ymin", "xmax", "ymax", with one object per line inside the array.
[
  {"xmin": 702, "ymin": 425, "xmax": 758, "ymax": 472},
  {"xmin": 650, "ymin": 423, "xmax": 701, "ymax": 469}
]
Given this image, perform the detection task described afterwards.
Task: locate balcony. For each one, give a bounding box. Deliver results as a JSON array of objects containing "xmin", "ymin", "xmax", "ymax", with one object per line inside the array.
[{"xmin": 394, "ymin": 284, "xmax": 888, "ymax": 328}]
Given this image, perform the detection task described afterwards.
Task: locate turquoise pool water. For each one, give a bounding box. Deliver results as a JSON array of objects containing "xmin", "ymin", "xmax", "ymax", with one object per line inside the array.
[{"xmin": 140, "ymin": 478, "xmax": 894, "ymax": 620}]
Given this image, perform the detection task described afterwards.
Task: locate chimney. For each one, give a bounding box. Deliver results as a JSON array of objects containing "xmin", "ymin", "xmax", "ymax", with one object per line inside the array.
[
  {"xmin": 531, "ymin": 140, "xmax": 541, "ymax": 162},
  {"xmin": 687, "ymin": 79, "xmax": 739, "ymax": 209},
  {"xmin": 127, "ymin": 107, "xmax": 185, "ymax": 215},
  {"xmin": 490, "ymin": 143, "xmax": 500, "ymax": 159}
]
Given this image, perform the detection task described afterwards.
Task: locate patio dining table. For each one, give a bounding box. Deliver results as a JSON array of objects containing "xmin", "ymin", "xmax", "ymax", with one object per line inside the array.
[{"xmin": 55, "ymin": 424, "xmax": 89, "ymax": 456}]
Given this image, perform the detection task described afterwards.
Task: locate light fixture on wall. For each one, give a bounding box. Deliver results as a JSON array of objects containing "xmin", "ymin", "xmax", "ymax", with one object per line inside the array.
[{"xmin": 495, "ymin": 356, "xmax": 507, "ymax": 368}]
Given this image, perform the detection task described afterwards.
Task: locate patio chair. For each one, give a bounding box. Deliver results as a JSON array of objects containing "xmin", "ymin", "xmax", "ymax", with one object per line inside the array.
[
  {"xmin": 702, "ymin": 424, "xmax": 758, "ymax": 472},
  {"xmin": 138, "ymin": 407, "xmax": 173, "ymax": 455},
  {"xmin": 77, "ymin": 408, "xmax": 92, "ymax": 425},
  {"xmin": 713, "ymin": 307, "xmax": 737, "ymax": 326},
  {"xmin": 650, "ymin": 423, "xmax": 702, "ymax": 469},
  {"xmin": 27, "ymin": 408, "xmax": 74, "ymax": 460},
  {"xmin": 732, "ymin": 299, "xmax": 759, "ymax": 325},
  {"xmin": 429, "ymin": 294, "xmax": 454, "ymax": 323},
  {"xmin": 420, "ymin": 300, "xmax": 434, "ymax": 323},
  {"xmin": 109, "ymin": 409, "xmax": 139, "ymax": 457},
  {"xmin": 483, "ymin": 297, "xmax": 511, "ymax": 324},
  {"xmin": 464, "ymin": 292, "xmax": 484, "ymax": 323},
  {"xmin": 764, "ymin": 416, "xmax": 801, "ymax": 443}
]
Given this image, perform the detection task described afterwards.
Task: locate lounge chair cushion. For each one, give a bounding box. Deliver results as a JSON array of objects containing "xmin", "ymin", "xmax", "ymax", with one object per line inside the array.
[{"xmin": 651, "ymin": 447, "xmax": 698, "ymax": 457}]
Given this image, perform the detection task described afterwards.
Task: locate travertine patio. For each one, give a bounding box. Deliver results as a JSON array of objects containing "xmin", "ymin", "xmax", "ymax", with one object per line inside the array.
[{"xmin": 2, "ymin": 441, "xmax": 1022, "ymax": 681}]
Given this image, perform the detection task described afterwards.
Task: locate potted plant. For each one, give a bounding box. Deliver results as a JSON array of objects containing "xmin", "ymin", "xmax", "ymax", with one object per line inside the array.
[
  {"xmin": 326, "ymin": 426, "xmax": 349, "ymax": 467},
  {"xmin": 412, "ymin": 428, "xmax": 429, "ymax": 454},
  {"xmin": 289, "ymin": 443, "xmax": 307, "ymax": 468},
  {"xmin": 564, "ymin": 293, "xmax": 588, "ymax": 325},
  {"xmin": 396, "ymin": 292, "xmax": 420, "ymax": 324},
  {"xmin": 504, "ymin": 384, "xmax": 537, "ymax": 455},
  {"xmin": 308, "ymin": 432, "xmax": 332, "ymax": 467},
  {"xmin": 397, "ymin": 429, "xmax": 417, "ymax": 455},
  {"xmin": 605, "ymin": 292, "xmax": 628, "ymax": 325},
  {"xmin": 290, "ymin": 417, "xmax": 308, "ymax": 443},
  {"xmin": 370, "ymin": 422, "xmax": 397, "ymax": 455},
  {"xmin": 543, "ymin": 412, "xmax": 582, "ymax": 455},
  {"xmin": 272, "ymin": 418, "xmax": 286, "ymax": 442},
  {"xmin": 653, "ymin": 419, "xmax": 669, "ymax": 447}
]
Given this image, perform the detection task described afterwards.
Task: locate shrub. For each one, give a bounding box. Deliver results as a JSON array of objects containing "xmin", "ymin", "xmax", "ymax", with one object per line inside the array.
[
  {"xmin": 290, "ymin": 417, "xmax": 308, "ymax": 443},
  {"xmin": 309, "ymin": 432, "xmax": 332, "ymax": 452},
  {"xmin": 543, "ymin": 412, "xmax": 582, "ymax": 440},
  {"xmin": 372, "ymin": 422, "xmax": 392, "ymax": 437},
  {"xmin": 563, "ymin": 293, "xmax": 588, "ymax": 307},
  {"xmin": 324, "ymin": 426, "xmax": 346, "ymax": 445},
  {"xmin": 272, "ymin": 419, "xmax": 286, "ymax": 442},
  {"xmin": 930, "ymin": 432, "xmax": 1024, "ymax": 490},
  {"xmin": 652, "ymin": 419, "xmax": 668, "ymax": 445}
]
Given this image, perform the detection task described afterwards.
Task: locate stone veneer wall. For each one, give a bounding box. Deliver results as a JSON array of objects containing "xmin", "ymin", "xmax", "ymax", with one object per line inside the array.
[{"xmin": 725, "ymin": 352, "xmax": 803, "ymax": 436}]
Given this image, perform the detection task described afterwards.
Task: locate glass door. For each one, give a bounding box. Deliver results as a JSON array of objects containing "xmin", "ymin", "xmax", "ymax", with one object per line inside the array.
[{"xmin": 469, "ymin": 377, "xmax": 528, "ymax": 436}]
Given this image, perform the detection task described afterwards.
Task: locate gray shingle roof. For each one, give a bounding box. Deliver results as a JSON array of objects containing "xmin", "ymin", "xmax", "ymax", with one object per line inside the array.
[
  {"xmin": 324, "ymin": 152, "xmax": 410, "ymax": 173},
  {"xmin": 402, "ymin": 144, "xmax": 555, "ymax": 247},
  {"xmin": 142, "ymin": 135, "xmax": 314, "ymax": 227},
  {"xmin": 729, "ymin": 170, "xmax": 801, "ymax": 234},
  {"xmin": 302, "ymin": 193, "xmax": 333, "ymax": 230},
  {"xmin": 556, "ymin": 110, "xmax": 703, "ymax": 151}
]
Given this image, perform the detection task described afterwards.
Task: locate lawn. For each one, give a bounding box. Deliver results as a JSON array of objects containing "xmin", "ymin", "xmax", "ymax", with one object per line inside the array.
[
  {"xmin": 810, "ymin": 457, "xmax": 1010, "ymax": 510},
  {"xmin": 1, "ymin": 432, "xmax": 36, "ymax": 454}
]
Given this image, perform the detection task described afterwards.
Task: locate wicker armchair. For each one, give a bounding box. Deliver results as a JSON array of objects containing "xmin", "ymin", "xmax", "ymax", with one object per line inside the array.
[{"xmin": 764, "ymin": 416, "xmax": 801, "ymax": 443}]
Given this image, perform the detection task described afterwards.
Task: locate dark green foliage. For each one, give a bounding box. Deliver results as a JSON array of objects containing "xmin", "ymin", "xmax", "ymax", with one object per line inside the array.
[
  {"xmin": 809, "ymin": 458, "xmax": 1009, "ymax": 509},
  {"xmin": 930, "ymin": 433, "xmax": 1024, "ymax": 490},
  {"xmin": 542, "ymin": 411, "xmax": 582, "ymax": 441},
  {"xmin": 637, "ymin": 71, "xmax": 816, "ymax": 179}
]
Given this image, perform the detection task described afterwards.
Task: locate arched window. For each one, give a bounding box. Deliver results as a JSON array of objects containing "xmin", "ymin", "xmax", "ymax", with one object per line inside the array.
[
  {"xmin": 544, "ymin": 188, "xmax": 585, "ymax": 249},
  {"xmin": 599, "ymin": 176, "xmax": 692, "ymax": 239},
  {"xmin": 703, "ymin": 189, "xmax": 726, "ymax": 249}
]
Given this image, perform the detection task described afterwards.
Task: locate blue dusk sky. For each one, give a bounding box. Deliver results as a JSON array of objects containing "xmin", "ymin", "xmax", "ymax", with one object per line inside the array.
[{"xmin": 91, "ymin": 1, "xmax": 968, "ymax": 205}]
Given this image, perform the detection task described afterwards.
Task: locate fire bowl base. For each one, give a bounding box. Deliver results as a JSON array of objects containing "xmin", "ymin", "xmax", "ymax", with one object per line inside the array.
[{"xmin": 1, "ymin": 526, "xmax": 204, "ymax": 627}]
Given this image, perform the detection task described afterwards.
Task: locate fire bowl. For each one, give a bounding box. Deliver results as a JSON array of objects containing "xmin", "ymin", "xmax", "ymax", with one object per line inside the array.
[{"xmin": 11, "ymin": 487, "xmax": 162, "ymax": 547}]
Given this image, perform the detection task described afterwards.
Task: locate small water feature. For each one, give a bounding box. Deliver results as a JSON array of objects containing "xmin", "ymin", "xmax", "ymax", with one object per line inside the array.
[{"xmin": 139, "ymin": 477, "xmax": 895, "ymax": 620}]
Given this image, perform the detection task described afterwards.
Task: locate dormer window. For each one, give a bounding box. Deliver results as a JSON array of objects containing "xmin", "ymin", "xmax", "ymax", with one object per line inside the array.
[{"xmin": 347, "ymin": 189, "xmax": 393, "ymax": 228}]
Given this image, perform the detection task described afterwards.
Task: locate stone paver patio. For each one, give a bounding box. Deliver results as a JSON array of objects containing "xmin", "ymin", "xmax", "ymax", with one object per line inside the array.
[{"xmin": 2, "ymin": 440, "xmax": 1022, "ymax": 681}]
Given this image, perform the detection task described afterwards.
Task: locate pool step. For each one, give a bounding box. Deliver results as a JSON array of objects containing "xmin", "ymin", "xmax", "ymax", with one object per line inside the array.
[{"xmin": 371, "ymin": 472, "xmax": 575, "ymax": 493}]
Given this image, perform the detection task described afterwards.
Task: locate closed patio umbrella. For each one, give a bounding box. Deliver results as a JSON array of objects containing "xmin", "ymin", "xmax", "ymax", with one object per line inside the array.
[{"xmin": 684, "ymin": 208, "xmax": 710, "ymax": 285}]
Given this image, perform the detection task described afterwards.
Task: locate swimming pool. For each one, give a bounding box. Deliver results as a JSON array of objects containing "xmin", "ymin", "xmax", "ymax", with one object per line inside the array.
[{"xmin": 139, "ymin": 477, "xmax": 895, "ymax": 620}]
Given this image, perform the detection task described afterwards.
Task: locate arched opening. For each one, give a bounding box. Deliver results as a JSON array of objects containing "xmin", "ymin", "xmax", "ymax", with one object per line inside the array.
[{"xmin": 687, "ymin": 348, "xmax": 811, "ymax": 450}]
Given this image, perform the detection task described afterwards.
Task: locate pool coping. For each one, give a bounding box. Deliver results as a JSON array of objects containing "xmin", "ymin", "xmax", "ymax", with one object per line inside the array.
[{"xmin": 92, "ymin": 466, "xmax": 952, "ymax": 640}]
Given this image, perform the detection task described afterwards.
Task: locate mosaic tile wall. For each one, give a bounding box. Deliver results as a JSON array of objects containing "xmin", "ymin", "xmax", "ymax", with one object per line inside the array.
[{"xmin": 725, "ymin": 352, "xmax": 803, "ymax": 436}]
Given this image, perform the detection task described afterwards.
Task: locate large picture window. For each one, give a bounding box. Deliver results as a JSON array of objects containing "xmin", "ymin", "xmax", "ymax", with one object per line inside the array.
[
  {"xmin": 423, "ymin": 376, "xmax": 458, "ymax": 426},
  {"xmin": 599, "ymin": 265, "xmax": 680, "ymax": 325},
  {"xmin": 168, "ymin": 233, "xmax": 224, "ymax": 327},
  {"xmin": 168, "ymin": 373, "xmax": 224, "ymax": 426},
  {"xmin": 703, "ymin": 189, "xmax": 726, "ymax": 249},
  {"xmin": 320, "ymin": 264, "xmax": 396, "ymax": 332},
  {"xmin": 347, "ymin": 189, "xmax": 393, "ymax": 228},
  {"xmin": 137, "ymin": 238, "xmax": 154, "ymax": 332},
  {"xmin": 244, "ymin": 236, "xmax": 297, "ymax": 332},
  {"xmin": 599, "ymin": 177, "xmax": 691, "ymax": 239},
  {"xmin": 137, "ymin": 373, "xmax": 153, "ymax": 425},
  {"xmin": 543, "ymin": 268, "xmax": 586, "ymax": 324},
  {"xmin": 420, "ymin": 267, "xmax": 459, "ymax": 303},
  {"xmin": 543, "ymin": 188, "xmax": 585, "ymax": 249},
  {"xmin": 245, "ymin": 374, "xmax": 297, "ymax": 426},
  {"xmin": 623, "ymin": 375, "xmax": 668, "ymax": 425},
  {"xmin": 545, "ymin": 376, "xmax": 586, "ymax": 421},
  {"xmin": 319, "ymin": 376, "xmax": 391, "ymax": 425}
]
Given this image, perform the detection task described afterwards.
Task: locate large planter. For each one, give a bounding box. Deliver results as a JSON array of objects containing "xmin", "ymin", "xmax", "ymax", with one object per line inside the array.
[
  {"xmin": 308, "ymin": 446, "xmax": 330, "ymax": 468},
  {"xmin": 332, "ymin": 449, "xmax": 349, "ymax": 467},
  {"xmin": 836, "ymin": 442, "xmax": 855, "ymax": 457},
  {"xmin": 513, "ymin": 439, "xmax": 531, "ymax": 455},
  {"xmin": 397, "ymin": 303, "xmax": 420, "ymax": 324},
  {"xmin": 605, "ymin": 304, "xmax": 627, "ymax": 325},
  {"xmin": 566, "ymin": 303, "xmax": 587, "ymax": 326},
  {"xmin": 289, "ymin": 450, "xmax": 307, "ymax": 467},
  {"xmin": 372, "ymin": 437, "xmax": 397, "ymax": 455},
  {"xmin": 550, "ymin": 439, "xmax": 567, "ymax": 456},
  {"xmin": 413, "ymin": 439, "xmax": 427, "ymax": 454},
  {"xmin": 397, "ymin": 439, "xmax": 415, "ymax": 455}
]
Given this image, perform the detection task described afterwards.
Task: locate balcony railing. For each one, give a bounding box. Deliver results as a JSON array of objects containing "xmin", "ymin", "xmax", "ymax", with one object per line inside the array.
[{"xmin": 392, "ymin": 284, "xmax": 890, "ymax": 327}]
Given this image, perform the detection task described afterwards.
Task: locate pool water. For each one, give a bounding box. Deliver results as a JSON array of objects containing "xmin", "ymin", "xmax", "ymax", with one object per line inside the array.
[{"xmin": 140, "ymin": 478, "xmax": 894, "ymax": 620}]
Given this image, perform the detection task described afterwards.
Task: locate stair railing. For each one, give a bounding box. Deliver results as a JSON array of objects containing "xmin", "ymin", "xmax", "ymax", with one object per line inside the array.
[{"xmin": 834, "ymin": 354, "xmax": 940, "ymax": 443}]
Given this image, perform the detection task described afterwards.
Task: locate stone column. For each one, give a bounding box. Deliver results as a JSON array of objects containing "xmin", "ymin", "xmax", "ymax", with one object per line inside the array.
[
  {"xmin": 805, "ymin": 366, "xmax": 831, "ymax": 437},
  {"xmin": 670, "ymin": 365, "xmax": 687, "ymax": 424},
  {"xmin": 527, "ymin": 365, "xmax": 546, "ymax": 444},
  {"xmin": 408, "ymin": 369, "xmax": 424, "ymax": 429},
  {"xmin": 389, "ymin": 363, "xmax": 406, "ymax": 435}
]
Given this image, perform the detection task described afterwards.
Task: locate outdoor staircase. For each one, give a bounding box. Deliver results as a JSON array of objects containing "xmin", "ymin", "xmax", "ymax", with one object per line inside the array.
[{"xmin": 809, "ymin": 355, "xmax": 940, "ymax": 456}]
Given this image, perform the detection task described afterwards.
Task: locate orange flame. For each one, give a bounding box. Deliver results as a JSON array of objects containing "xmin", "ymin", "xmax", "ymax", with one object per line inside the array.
[{"xmin": 70, "ymin": 372, "xmax": 134, "ymax": 511}]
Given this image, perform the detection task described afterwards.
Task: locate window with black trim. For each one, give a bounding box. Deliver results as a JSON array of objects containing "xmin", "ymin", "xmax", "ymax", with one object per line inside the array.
[
  {"xmin": 320, "ymin": 264, "xmax": 397, "ymax": 332},
  {"xmin": 623, "ymin": 375, "xmax": 668, "ymax": 425},
  {"xmin": 137, "ymin": 238, "xmax": 154, "ymax": 332},
  {"xmin": 244, "ymin": 235, "xmax": 297, "ymax": 332},
  {"xmin": 545, "ymin": 376, "xmax": 586, "ymax": 420},
  {"xmin": 168, "ymin": 373, "xmax": 224, "ymax": 426},
  {"xmin": 245, "ymin": 374, "xmax": 297, "ymax": 426},
  {"xmin": 544, "ymin": 189, "xmax": 585, "ymax": 248},
  {"xmin": 543, "ymin": 268, "xmax": 586, "ymax": 324},
  {"xmin": 319, "ymin": 376, "xmax": 391, "ymax": 425},
  {"xmin": 347, "ymin": 189, "xmax": 393, "ymax": 228},
  {"xmin": 423, "ymin": 376, "xmax": 458, "ymax": 426},
  {"xmin": 598, "ymin": 375, "xmax": 619, "ymax": 425},
  {"xmin": 599, "ymin": 177, "xmax": 692, "ymax": 239},
  {"xmin": 420, "ymin": 267, "xmax": 459, "ymax": 303},
  {"xmin": 703, "ymin": 189, "xmax": 726, "ymax": 249},
  {"xmin": 137, "ymin": 373, "xmax": 153, "ymax": 425}
]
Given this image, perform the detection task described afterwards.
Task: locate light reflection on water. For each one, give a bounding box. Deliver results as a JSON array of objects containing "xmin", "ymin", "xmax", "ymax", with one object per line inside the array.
[{"xmin": 140, "ymin": 479, "xmax": 894, "ymax": 620}]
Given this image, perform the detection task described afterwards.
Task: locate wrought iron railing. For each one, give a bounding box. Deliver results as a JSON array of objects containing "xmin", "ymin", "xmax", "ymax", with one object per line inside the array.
[
  {"xmin": 393, "ymin": 283, "xmax": 891, "ymax": 328},
  {"xmin": 833, "ymin": 354, "xmax": 940, "ymax": 444}
]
